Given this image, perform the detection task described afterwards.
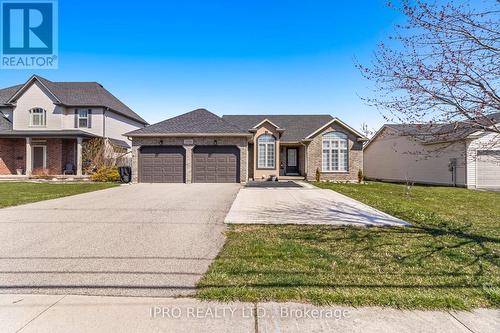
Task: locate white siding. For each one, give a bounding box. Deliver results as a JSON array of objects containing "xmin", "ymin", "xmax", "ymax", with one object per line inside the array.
[
  {"xmin": 12, "ymin": 81, "xmax": 63, "ymax": 130},
  {"xmin": 61, "ymin": 107, "xmax": 105, "ymax": 136},
  {"xmin": 465, "ymin": 132, "xmax": 500, "ymax": 189},
  {"xmin": 364, "ymin": 127, "xmax": 466, "ymax": 186},
  {"xmin": 104, "ymin": 110, "xmax": 145, "ymax": 146}
]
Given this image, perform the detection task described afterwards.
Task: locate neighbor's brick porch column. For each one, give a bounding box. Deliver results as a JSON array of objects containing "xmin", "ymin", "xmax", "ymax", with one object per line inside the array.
[{"xmin": 183, "ymin": 145, "xmax": 193, "ymax": 184}]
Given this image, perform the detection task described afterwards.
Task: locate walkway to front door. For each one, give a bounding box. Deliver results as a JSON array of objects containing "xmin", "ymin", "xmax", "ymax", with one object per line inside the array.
[{"xmin": 225, "ymin": 183, "xmax": 408, "ymax": 226}]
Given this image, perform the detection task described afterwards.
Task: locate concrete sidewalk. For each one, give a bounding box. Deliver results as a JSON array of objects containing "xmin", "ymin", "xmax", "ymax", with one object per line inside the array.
[{"xmin": 0, "ymin": 294, "xmax": 497, "ymax": 333}]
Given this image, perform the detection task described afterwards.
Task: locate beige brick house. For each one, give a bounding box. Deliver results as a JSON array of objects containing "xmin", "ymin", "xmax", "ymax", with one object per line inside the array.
[{"xmin": 126, "ymin": 109, "xmax": 367, "ymax": 183}]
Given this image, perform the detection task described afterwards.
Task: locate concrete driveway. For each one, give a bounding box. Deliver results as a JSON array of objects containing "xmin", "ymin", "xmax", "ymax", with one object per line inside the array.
[
  {"xmin": 0, "ymin": 183, "xmax": 240, "ymax": 297},
  {"xmin": 225, "ymin": 184, "xmax": 408, "ymax": 226}
]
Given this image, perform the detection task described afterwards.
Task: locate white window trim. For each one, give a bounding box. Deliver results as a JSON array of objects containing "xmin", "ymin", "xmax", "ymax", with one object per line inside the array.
[
  {"xmin": 78, "ymin": 109, "xmax": 89, "ymax": 128},
  {"xmin": 257, "ymin": 134, "xmax": 276, "ymax": 169},
  {"xmin": 322, "ymin": 132, "xmax": 349, "ymax": 172},
  {"xmin": 29, "ymin": 108, "xmax": 47, "ymax": 127}
]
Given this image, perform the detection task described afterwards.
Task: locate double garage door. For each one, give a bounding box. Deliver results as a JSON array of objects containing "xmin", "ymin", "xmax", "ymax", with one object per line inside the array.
[{"xmin": 139, "ymin": 145, "xmax": 240, "ymax": 183}]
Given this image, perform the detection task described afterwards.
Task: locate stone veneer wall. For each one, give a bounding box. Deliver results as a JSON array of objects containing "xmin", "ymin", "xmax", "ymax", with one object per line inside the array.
[
  {"xmin": 131, "ymin": 136, "xmax": 248, "ymax": 183},
  {"xmin": 306, "ymin": 123, "xmax": 363, "ymax": 182}
]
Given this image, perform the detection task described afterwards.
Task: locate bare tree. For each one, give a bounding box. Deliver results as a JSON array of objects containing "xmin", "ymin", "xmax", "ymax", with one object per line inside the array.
[
  {"xmin": 361, "ymin": 122, "xmax": 376, "ymax": 137},
  {"xmin": 82, "ymin": 138, "xmax": 130, "ymax": 174},
  {"xmin": 357, "ymin": 0, "xmax": 500, "ymax": 137}
]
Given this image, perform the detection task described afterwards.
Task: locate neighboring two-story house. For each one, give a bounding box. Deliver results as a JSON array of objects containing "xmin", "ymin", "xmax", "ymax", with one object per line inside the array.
[{"xmin": 0, "ymin": 75, "xmax": 148, "ymax": 176}]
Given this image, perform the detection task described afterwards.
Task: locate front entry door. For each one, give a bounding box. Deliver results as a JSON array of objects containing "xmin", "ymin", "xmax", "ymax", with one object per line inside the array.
[
  {"xmin": 286, "ymin": 148, "xmax": 299, "ymax": 175},
  {"xmin": 32, "ymin": 146, "xmax": 46, "ymax": 170}
]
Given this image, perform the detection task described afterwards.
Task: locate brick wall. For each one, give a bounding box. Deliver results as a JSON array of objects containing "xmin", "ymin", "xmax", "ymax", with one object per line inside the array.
[
  {"xmin": 131, "ymin": 137, "xmax": 249, "ymax": 183},
  {"xmin": 306, "ymin": 123, "xmax": 363, "ymax": 182},
  {"xmin": 46, "ymin": 139, "xmax": 63, "ymax": 174},
  {"xmin": 0, "ymin": 139, "xmax": 15, "ymax": 174},
  {"xmin": 13, "ymin": 139, "xmax": 25, "ymax": 172},
  {"xmin": 61, "ymin": 139, "xmax": 76, "ymax": 167},
  {"xmin": 0, "ymin": 138, "xmax": 78, "ymax": 175},
  {"xmin": 0, "ymin": 139, "xmax": 26, "ymax": 175}
]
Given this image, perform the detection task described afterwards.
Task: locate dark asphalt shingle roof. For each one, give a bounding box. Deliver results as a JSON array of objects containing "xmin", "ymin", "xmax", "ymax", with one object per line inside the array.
[
  {"xmin": 0, "ymin": 75, "xmax": 147, "ymax": 124},
  {"xmin": 0, "ymin": 113, "xmax": 12, "ymax": 131},
  {"xmin": 0, "ymin": 129, "xmax": 98, "ymax": 138},
  {"xmin": 107, "ymin": 138, "xmax": 131, "ymax": 149},
  {"xmin": 222, "ymin": 114, "xmax": 334, "ymax": 141},
  {"xmin": 385, "ymin": 112, "xmax": 500, "ymax": 143},
  {"xmin": 0, "ymin": 85, "xmax": 23, "ymax": 106},
  {"xmin": 126, "ymin": 109, "xmax": 250, "ymax": 136}
]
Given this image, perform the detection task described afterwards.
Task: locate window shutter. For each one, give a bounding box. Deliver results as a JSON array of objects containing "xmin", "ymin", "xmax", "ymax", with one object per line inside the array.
[
  {"xmin": 74, "ymin": 109, "xmax": 78, "ymax": 128},
  {"xmin": 87, "ymin": 109, "xmax": 92, "ymax": 128}
]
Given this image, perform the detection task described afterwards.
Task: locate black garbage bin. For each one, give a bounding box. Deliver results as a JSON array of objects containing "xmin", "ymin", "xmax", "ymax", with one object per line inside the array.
[{"xmin": 118, "ymin": 166, "xmax": 132, "ymax": 183}]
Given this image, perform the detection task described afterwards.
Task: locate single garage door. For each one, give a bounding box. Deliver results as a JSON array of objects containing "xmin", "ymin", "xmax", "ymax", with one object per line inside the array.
[
  {"xmin": 477, "ymin": 150, "xmax": 500, "ymax": 188},
  {"xmin": 193, "ymin": 146, "xmax": 240, "ymax": 183},
  {"xmin": 139, "ymin": 146, "xmax": 185, "ymax": 183}
]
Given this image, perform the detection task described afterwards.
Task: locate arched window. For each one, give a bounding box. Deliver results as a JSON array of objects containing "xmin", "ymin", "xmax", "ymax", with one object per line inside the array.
[
  {"xmin": 29, "ymin": 108, "xmax": 47, "ymax": 127},
  {"xmin": 257, "ymin": 134, "xmax": 275, "ymax": 168},
  {"xmin": 322, "ymin": 132, "xmax": 348, "ymax": 171}
]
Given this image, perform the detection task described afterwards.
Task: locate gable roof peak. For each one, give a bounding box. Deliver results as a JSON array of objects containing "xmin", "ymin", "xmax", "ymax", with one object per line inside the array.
[
  {"xmin": 252, "ymin": 118, "xmax": 283, "ymax": 130},
  {"xmin": 2, "ymin": 75, "xmax": 147, "ymax": 125}
]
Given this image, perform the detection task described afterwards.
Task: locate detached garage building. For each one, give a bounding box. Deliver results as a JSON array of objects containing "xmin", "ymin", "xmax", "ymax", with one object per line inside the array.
[
  {"xmin": 364, "ymin": 113, "xmax": 500, "ymax": 190},
  {"xmin": 126, "ymin": 109, "xmax": 250, "ymax": 183}
]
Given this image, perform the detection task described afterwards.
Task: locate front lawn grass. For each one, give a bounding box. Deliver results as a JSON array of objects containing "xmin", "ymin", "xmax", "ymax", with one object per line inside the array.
[
  {"xmin": 0, "ymin": 182, "xmax": 118, "ymax": 208},
  {"xmin": 197, "ymin": 182, "xmax": 500, "ymax": 309}
]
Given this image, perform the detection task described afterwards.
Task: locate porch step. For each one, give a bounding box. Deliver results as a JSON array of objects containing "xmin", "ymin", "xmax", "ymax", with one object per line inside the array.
[{"xmin": 279, "ymin": 175, "xmax": 306, "ymax": 180}]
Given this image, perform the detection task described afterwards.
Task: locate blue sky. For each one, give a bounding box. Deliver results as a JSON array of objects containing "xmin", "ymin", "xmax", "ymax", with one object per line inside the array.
[{"xmin": 0, "ymin": 0, "xmax": 401, "ymax": 130}]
